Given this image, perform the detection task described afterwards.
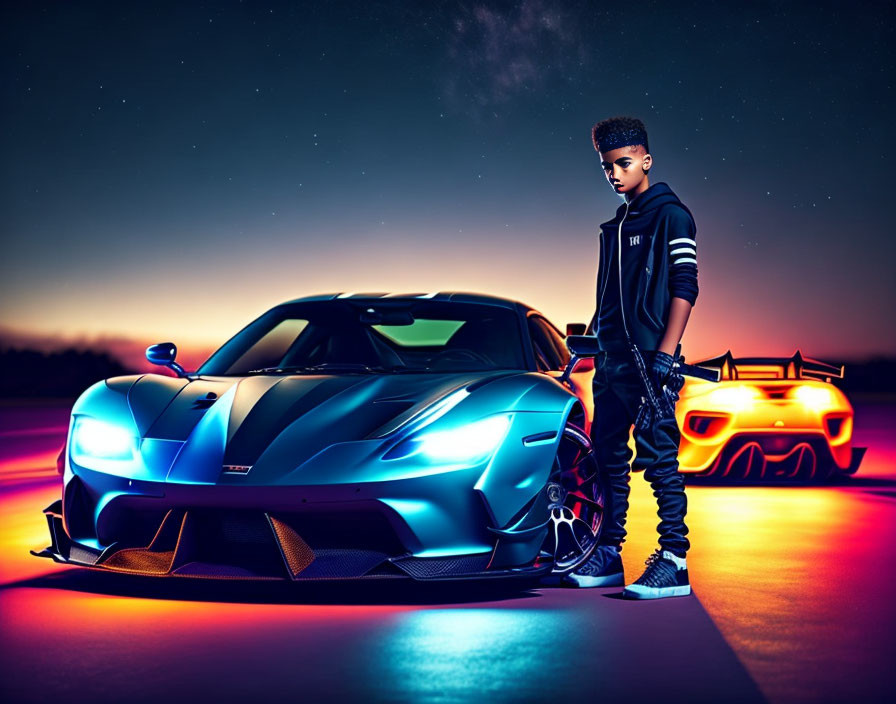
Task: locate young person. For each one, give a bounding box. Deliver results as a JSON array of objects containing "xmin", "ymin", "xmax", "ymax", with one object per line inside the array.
[{"xmin": 566, "ymin": 116, "xmax": 698, "ymax": 599}]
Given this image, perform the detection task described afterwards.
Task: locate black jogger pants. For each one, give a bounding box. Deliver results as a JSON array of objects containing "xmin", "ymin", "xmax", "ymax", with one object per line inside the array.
[{"xmin": 591, "ymin": 350, "xmax": 690, "ymax": 557}]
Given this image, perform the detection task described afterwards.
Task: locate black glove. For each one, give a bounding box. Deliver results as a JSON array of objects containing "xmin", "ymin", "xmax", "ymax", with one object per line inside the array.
[
  {"xmin": 649, "ymin": 350, "xmax": 675, "ymax": 392},
  {"xmin": 666, "ymin": 364, "xmax": 685, "ymax": 396},
  {"xmin": 654, "ymin": 351, "xmax": 686, "ymax": 395},
  {"xmin": 634, "ymin": 351, "xmax": 684, "ymax": 429}
]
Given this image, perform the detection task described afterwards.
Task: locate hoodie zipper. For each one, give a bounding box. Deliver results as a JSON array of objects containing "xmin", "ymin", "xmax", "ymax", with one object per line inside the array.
[
  {"xmin": 595, "ymin": 232, "xmax": 609, "ymax": 329},
  {"xmin": 617, "ymin": 201, "xmax": 633, "ymax": 343},
  {"xmin": 595, "ymin": 202, "xmax": 628, "ymax": 333}
]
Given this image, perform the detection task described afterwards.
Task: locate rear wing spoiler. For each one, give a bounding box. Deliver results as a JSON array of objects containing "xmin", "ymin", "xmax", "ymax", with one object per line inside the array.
[{"xmin": 694, "ymin": 350, "xmax": 844, "ymax": 382}]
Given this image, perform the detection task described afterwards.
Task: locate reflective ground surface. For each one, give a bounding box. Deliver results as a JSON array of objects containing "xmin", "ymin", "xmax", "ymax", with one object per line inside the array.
[{"xmin": 0, "ymin": 399, "xmax": 892, "ymax": 703}]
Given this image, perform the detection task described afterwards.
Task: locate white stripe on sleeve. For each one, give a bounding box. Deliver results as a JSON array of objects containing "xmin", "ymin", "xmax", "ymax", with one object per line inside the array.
[
  {"xmin": 672, "ymin": 257, "xmax": 698, "ymax": 266},
  {"xmin": 669, "ymin": 237, "xmax": 696, "ymax": 246},
  {"xmin": 670, "ymin": 247, "xmax": 697, "ymax": 257}
]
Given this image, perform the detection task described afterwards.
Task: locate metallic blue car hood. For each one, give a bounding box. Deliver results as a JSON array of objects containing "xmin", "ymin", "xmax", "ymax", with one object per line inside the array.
[{"xmin": 126, "ymin": 371, "xmax": 514, "ymax": 473}]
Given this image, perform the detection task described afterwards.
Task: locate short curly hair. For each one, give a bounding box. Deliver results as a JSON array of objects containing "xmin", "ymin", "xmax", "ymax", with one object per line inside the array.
[{"xmin": 591, "ymin": 116, "xmax": 649, "ymax": 154}]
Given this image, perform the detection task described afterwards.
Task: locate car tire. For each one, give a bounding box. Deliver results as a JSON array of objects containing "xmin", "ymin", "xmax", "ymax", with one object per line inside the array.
[{"xmin": 539, "ymin": 421, "xmax": 605, "ymax": 576}]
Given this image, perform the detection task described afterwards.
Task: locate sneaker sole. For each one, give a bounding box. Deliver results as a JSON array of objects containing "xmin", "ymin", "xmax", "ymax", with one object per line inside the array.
[
  {"xmin": 562, "ymin": 572, "xmax": 625, "ymax": 588},
  {"xmin": 622, "ymin": 584, "xmax": 691, "ymax": 599}
]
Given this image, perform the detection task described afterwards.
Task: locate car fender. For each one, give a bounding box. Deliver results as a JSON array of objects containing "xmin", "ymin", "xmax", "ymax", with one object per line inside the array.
[{"xmin": 467, "ymin": 373, "xmax": 583, "ymax": 529}]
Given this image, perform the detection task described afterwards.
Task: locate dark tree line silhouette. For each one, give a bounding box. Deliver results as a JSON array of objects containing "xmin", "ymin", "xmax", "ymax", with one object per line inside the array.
[
  {"xmin": 1, "ymin": 347, "xmax": 131, "ymax": 398},
  {"xmin": 0, "ymin": 346, "xmax": 893, "ymax": 399}
]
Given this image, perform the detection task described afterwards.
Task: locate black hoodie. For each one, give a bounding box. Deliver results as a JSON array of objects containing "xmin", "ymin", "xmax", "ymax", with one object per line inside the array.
[{"xmin": 589, "ymin": 182, "xmax": 698, "ymax": 353}]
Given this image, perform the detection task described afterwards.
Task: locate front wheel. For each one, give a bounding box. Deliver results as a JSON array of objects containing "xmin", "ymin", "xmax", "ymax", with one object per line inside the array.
[{"xmin": 538, "ymin": 422, "xmax": 604, "ymax": 575}]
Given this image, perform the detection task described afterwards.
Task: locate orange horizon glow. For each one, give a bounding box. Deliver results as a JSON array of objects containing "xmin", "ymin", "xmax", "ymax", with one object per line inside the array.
[
  {"xmin": 3, "ymin": 219, "xmax": 895, "ymax": 362},
  {"xmin": 2, "ymin": 283, "xmax": 892, "ymax": 368}
]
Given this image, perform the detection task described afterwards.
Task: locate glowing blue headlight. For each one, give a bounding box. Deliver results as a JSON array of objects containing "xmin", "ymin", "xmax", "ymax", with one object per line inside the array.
[
  {"xmin": 71, "ymin": 417, "xmax": 135, "ymax": 466},
  {"xmin": 384, "ymin": 415, "xmax": 512, "ymax": 465}
]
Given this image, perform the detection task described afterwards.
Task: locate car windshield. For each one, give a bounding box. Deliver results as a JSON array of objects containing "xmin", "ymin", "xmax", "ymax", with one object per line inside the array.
[{"xmin": 197, "ymin": 300, "xmax": 528, "ymax": 375}]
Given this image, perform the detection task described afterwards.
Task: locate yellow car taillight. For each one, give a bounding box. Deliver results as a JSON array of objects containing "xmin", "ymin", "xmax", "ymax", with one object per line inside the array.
[{"xmin": 684, "ymin": 412, "xmax": 732, "ymax": 440}]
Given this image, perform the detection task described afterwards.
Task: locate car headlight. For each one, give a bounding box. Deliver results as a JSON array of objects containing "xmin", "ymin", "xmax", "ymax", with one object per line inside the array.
[
  {"xmin": 71, "ymin": 417, "xmax": 135, "ymax": 466},
  {"xmin": 383, "ymin": 415, "xmax": 512, "ymax": 465},
  {"xmin": 707, "ymin": 385, "xmax": 761, "ymax": 410},
  {"xmin": 790, "ymin": 385, "xmax": 833, "ymax": 409}
]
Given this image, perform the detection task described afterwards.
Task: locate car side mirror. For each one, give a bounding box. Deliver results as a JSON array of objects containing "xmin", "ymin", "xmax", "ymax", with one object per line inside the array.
[
  {"xmin": 559, "ymin": 335, "xmax": 601, "ymax": 384},
  {"xmin": 146, "ymin": 342, "xmax": 186, "ymax": 377},
  {"xmin": 566, "ymin": 323, "xmax": 587, "ymax": 336},
  {"xmin": 565, "ymin": 335, "xmax": 600, "ymax": 358}
]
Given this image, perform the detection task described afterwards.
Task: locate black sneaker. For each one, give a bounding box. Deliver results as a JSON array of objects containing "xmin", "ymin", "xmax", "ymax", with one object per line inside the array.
[
  {"xmin": 623, "ymin": 549, "xmax": 690, "ymax": 599},
  {"xmin": 562, "ymin": 545, "xmax": 624, "ymax": 588}
]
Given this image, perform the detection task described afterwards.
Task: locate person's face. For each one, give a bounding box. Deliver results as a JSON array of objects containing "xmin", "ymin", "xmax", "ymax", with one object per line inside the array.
[{"xmin": 599, "ymin": 145, "xmax": 651, "ymax": 195}]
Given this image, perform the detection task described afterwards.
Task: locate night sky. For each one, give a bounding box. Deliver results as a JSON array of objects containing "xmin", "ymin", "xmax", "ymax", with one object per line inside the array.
[{"xmin": 2, "ymin": 0, "xmax": 894, "ymax": 362}]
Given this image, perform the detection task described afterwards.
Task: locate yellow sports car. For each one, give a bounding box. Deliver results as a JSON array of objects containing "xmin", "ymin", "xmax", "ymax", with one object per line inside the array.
[{"xmin": 675, "ymin": 351, "xmax": 865, "ymax": 481}]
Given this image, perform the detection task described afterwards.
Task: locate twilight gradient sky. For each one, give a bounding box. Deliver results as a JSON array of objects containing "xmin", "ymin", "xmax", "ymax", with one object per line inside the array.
[{"xmin": 1, "ymin": 0, "xmax": 894, "ymax": 361}]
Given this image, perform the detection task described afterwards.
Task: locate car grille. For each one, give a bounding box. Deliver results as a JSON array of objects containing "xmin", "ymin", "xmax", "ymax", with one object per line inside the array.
[{"xmin": 93, "ymin": 505, "xmax": 413, "ymax": 580}]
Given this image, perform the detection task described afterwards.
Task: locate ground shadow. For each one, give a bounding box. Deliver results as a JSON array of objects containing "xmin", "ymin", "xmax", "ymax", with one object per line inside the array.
[
  {"xmin": 1, "ymin": 568, "xmax": 544, "ymax": 605},
  {"xmin": 600, "ymin": 590, "xmax": 629, "ymax": 600}
]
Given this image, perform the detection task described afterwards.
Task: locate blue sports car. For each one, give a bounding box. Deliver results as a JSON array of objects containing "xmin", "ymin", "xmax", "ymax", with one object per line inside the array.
[{"xmin": 35, "ymin": 293, "xmax": 604, "ymax": 582}]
